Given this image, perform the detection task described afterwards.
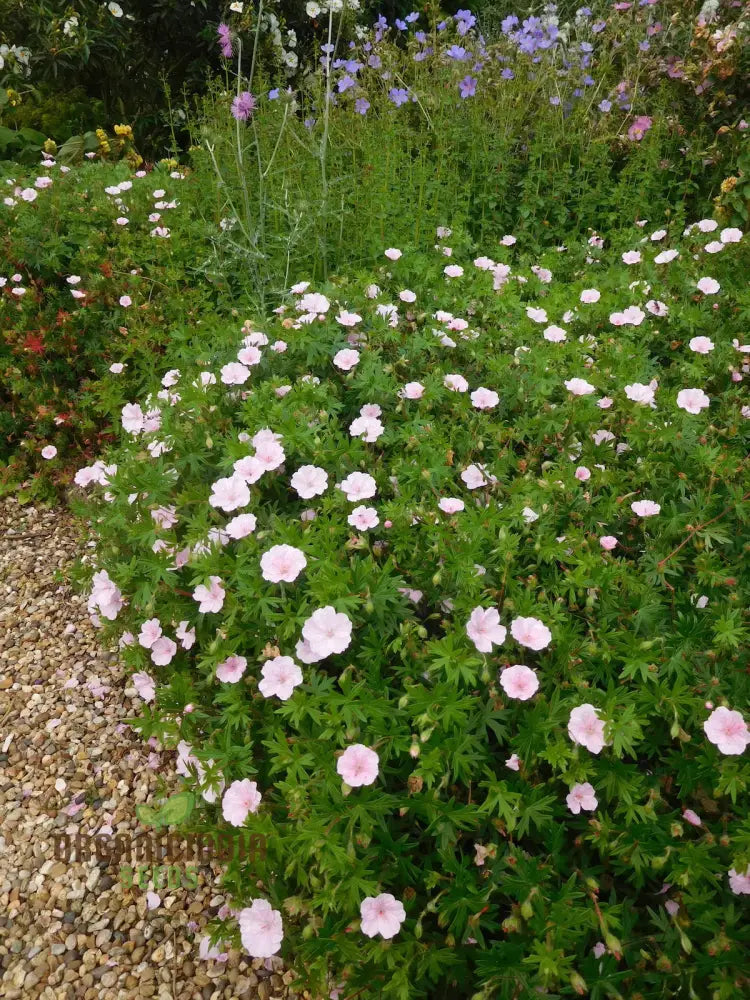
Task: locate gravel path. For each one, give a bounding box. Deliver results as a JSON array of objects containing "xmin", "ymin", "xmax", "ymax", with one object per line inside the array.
[{"xmin": 0, "ymin": 499, "xmax": 299, "ymax": 1000}]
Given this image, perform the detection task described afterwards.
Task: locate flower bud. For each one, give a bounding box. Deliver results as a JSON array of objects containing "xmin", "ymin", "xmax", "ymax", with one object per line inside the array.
[{"xmin": 570, "ymin": 972, "xmax": 587, "ymax": 995}]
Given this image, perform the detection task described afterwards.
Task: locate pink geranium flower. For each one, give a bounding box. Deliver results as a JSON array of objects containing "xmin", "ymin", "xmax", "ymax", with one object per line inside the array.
[
  {"xmin": 703, "ymin": 707, "xmax": 749, "ymax": 755},
  {"xmin": 676, "ymin": 388, "xmax": 710, "ymax": 414},
  {"xmin": 627, "ymin": 115, "xmax": 652, "ymax": 141},
  {"xmin": 438, "ymin": 498, "xmax": 464, "ymax": 514},
  {"xmin": 222, "ymin": 779, "xmax": 262, "ymax": 826},
  {"xmin": 466, "ymin": 607, "xmax": 507, "ymax": 653},
  {"xmin": 220, "ymin": 362, "xmax": 250, "ymax": 386},
  {"xmin": 470, "ymin": 387, "xmax": 499, "ymax": 410},
  {"xmin": 400, "ymin": 381, "xmax": 425, "ymax": 399},
  {"xmin": 384, "ymin": 248, "xmax": 402, "ymax": 261},
  {"xmin": 444, "ymin": 373, "xmax": 469, "ymax": 393},
  {"xmin": 337, "ymin": 744, "xmax": 379, "ymax": 786},
  {"xmin": 238, "ymin": 899, "xmax": 283, "ymax": 958},
  {"xmin": 138, "ymin": 618, "xmax": 162, "ymax": 649},
  {"xmin": 728, "ymin": 867, "xmax": 750, "ymax": 895},
  {"xmin": 600, "ymin": 535, "xmax": 618, "ymax": 551},
  {"xmin": 510, "ymin": 616, "xmax": 552, "ymax": 651},
  {"xmin": 564, "ymin": 378, "xmax": 596, "ymax": 396},
  {"xmin": 682, "ymin": 809, "xmax": 702, "ymax": 827},
  {"xmin": 696, "ymin": 277, "xmax": 719, "ymax": 295},
  {"xmin": 348, "ymin": 505, "xmax": 379, "ymax": 531},
  {"xmin": 210, "ymin": 475, "xmax": 251, "ymax": 512},
  {"xmin": 216, "ymin": 655, "xmax": 247, "ymax": 683},
  {"xmin": 176, "ymin": 621, "xmax": 195, "ymax": 649},
  {"xmin": 260, "ymin": 544, "xmax": 307, "ymax": 583},
  {"xmin": 339, "ymin": 472, "xmax": 376, "ymax": 502},
  {"xmin": 151, "ymin": 636, "xmax": 177, "ymax": 666},
  {"xmin": 333, "ymin": 349, "xmax": 360, "ymax": 371},
  {"xmin": 568, "ymin": 704, "xmax": 607, "ymax": 754},
  {"xmin": 132, "ymin": 672, "xmax": 156, "ymax": 702},
  {"xmin": 499, "ymin": 664, "xmax": 539, "ymax": 701},
  {"xmin": 688, "ymin": 336, "xmax": 714, "ymax": 354},
  {"xmin": 302, "ymin": 606, "xmax": 353, "ymax": 658},
  {"xmin": 259, "ymin": 656, "xmax": 303, "ymax": 700},
  {"xmin": 193, "ymin": 576, "xmax": 225, "ymax": 613},
  {"xmin": 291, "ymin": 465, "xmax": 328, "ymax": 499},
  {"xmin": 225, "ymin": 513, "xmax": 257, "ymax": 539},
  {"xmin": 580, "ymin": 288, "xmax": 600, "ymax": 304},
  {"xmin": 505, "ymin": 754, "xmax": 520, "ymax": 771},
  {"xmin": 631, "ymin": 500, "xmax": 661, "ymax": 517},
  {"xmin": 567, "ymin": 782, "xmax": 598, "ymax": 814},
  {"xmin": 360, "ymin": 893, "xmax": 406, "ymax": 939}
]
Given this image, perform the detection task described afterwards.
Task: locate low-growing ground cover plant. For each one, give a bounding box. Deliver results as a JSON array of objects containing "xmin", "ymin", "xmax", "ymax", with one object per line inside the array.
[{"xmin": 75, "ymin": 214, "xmax": 749, "ymax": 998}]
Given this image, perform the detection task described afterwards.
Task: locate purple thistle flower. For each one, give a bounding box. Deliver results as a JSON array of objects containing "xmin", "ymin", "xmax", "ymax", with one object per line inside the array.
[
  {"xmin": 231, "ymin": 91, "xmax": 256, "ymax": 122},
  {"xmin": 217, "ymin": 23, "xmax": 233, "ymax": 59}
]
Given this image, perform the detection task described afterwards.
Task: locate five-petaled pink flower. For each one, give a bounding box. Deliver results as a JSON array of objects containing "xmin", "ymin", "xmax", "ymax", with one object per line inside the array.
[
  {"xmin": 193, "ymin": 576, "xmax": 226, "ymax": 613},
  {"xmin": 291, "ymin": 465, "xmax": 328, "ymax": 499},
  {"xmin": 466, "ymin": 607, "xmax": 507, "ymax": 653},
  {"xmin": 259, "ymin": 656, "xmax": 303, "ymax": 700},
  {"xmin": 568, "ymin": 704, "xmax": 607, "ymax": 754},
  {"xmin": 360, "ymin": 893, "xmax": 406, "ymax": 939},
  {"xmin": 348, "ymin": 505, "xmax": 379, "ymax": 531},
  {"xmin": 676, "ymin": 388, "xmax": 710, "ymax": 414},
  {"xmin": 631, "ymin": 500, "xmax": 661, "ymax": 517},
  {"xmin": 302, "ymin": 606, "xmax": 353, "ymax": 658},
  {"xmin": 222, "ymin": 779, "xmax": 261, "ymax": 826},
  {"xmin": 337, "ymin": 744, "xmax": 379, "ymax": 787},
  {"xmin": 238, "ymin": 899, "xmax": 283, "ymax": 958},
  {"xmin": 333, "ymin": 349, "xmax": 360, "ymax": 371},
  {"xmin": 500, "ymin": 664, "xmax": 539, "ymax": 701},
  {"xmin": 216, "ymin": 655, "xmax": 247, "ymax": 683},
  {"xmin": 210, "ymin": 475, "xmax": 250, "ymax": 512},
  {"xmin": 260, "ymin": 544, "xmax": 307, "ymax": 583},
  {"xmin": 339, "ymin": 472, "xmax": 377, "ymax": 502},
  {"xmin": 703, "ymin": 707, "xmax": 749, "ymax": 755},
  {"xmin": 510, "ymin": 616, "xmax": 552, "ymax": 651},
  {"xmin": 566, "ymin": 782, "xmax": 598, "ymax": 814}
]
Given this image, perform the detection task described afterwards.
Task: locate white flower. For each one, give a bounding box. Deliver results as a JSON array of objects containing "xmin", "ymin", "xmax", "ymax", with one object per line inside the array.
[
  {"xmin": 108, "ymin": 2, "xmax": 123, "ymax": 17},
  {"xmin": 306, "ymin": 1, "xmax": 322, "ymax": 15},
  {"xmin": 230, "ymin": 2, "xmax": 244, "ymax": 11}
]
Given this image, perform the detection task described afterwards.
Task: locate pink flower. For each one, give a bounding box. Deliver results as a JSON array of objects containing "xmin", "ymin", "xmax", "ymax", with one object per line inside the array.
[
  {"xmin": 444, "ymin": 264, "xmax": 464, "ymax": 278},
  {"xmin": 631, "ymin": 500, "xmax": 661, "ymax": 517},
  {"xmin": 696, "ymin": 277, "xmax": 720, "ymax": 295},
  {"xmin": 461, "ymin": 464, "xmax": 488, "ymax": 489},
  {"xmin": 360, "ymin": 893, "xmax": 406, "ymax": 939},
  {"xmin": 151, "ymin": 636, "xmax": 177, "ymax": 666},
  {"xmin": 176, "ymin": 621, "xmax": 196, "ymax": 649},
  {"xmin": 333, "ymin": 349, "xmax": 360, "ymax": 371},
  {"xmin": 438, "ymin": 498, "xmax": 464, "ymax": 514},
  {"xmin": 260, "ymin": 544, "xmax": 307, "ymax": 583},
  {"xmin": 575, "ymin": 466, "xmax": 591, "ymax": 481},
  {"xmin": 466, "ymin": 607, "xmax": 507, "ymax": 653},
  {"xmin": 237, "ymin": 345, "xmax": 262, "ymax": 366},
  {"xmin": 568, "ymin": 704, "xmax": 607, "ymax": 754},
  {"xmin": 384, "ymin": 248, "xmax": 402, "ymax": 260},
  {"xmin": 348, "ymin": 505, "xmax": 379, "ymax": 531},
  {"xmin": 624, "ymin": 383, "xmax": 656, "ymax": 405},
  {"xmin": 41, "ymin": 445, "xmax": 57, "ymax": 460},
  {"xmin": 621, "ymin": 251, "xmax": 642, "ymax": 264},
  {"xmin": 470, "ymin": 387, "xmax": 499, "ymax": 410},
  {"xmin": 209, "ymin": 475, "xmax": 250, "ymax": 512},
  {"xmin": 259, "ymin": 656, "xmax": 303, "ymax": 700},
  {"xmin": 688, "ymin": 336, "xmax": 714, "ymax": 354},
  {"xmin": 193, "ymin": 576, "xmax": 225, "ymax": 613},
  {"xmin": 510, "ymin": 616, "xmax": 551, "ymax": 651},
  {"xmin": 544, "ymin": 325, "xmax": 567, "ymax": 343},
  {"xmin": 216, "ymin": 655, "xmax": 247, "ymax": 683},
  {"xmin": 444, "ymin": 373, "xmax": 469, "ymax": 393},
  {"xmin": 627, "ymin": 115, "xmax": 652, "ymax": 141},
  {"xmin": 339, "ymin": 472, "xmax": 377, "ymax": 502},
  {"xmin": 139, "ymin": 618, "xmax": 163, "ymax": 649},
  {"xmin": 121, "ymin": 403, "xmax": 144, "ymax": 434},
  {"xmin": 225, "ymin": 513, "xmax": 257, "ymax": 539},
  {"xmin": 728, "ymin": 867, "xmax": 750, "ymax": 895},
  {"xmin": 499, "ymin": 664, "xmax": 539, "ymax": 701},
  {"xmin": 337, "ymin": 744, "xmax": 379, "ymax": 787},
  {"xmin": 302, "ymin": 606, "xmax": 353, "ymax": 658},
  {"xmin": 198, "ymin": 935, "xmax": 228, "ymax": 961},
  {"xmin": 599, "ymin": 535, "xmax": 618, "ymax": 551},
  {"xmin": 566, "ymin": 782, "xmax": 598, "ymax": 814},
  {"xmin": 291, "ymin": 465, "xmax": 328, "ymax": 499},
  {"xmin": 337, "ymin": 309, "xmax": 362, "ymax": 326},
  {"xmin": 253, "ymin": 437, "xmax": 285, "ymax": 472},
  {"xmin": 564, "ymin": 378, "xmax": 596, "ymax": 396},
  {"xmin": 703, "ymin": 707, "xmax": 749, "ymax": 755},
  {"xmin": 399, "ymin": 289, "xmax": 416, "ymax": 303},
  {"xmin": 682, "ymin": 809, "xmax": 702, "ymax": 827},
  {"xmin": 222, "ymin": 779, "xmax": 262, "ymax": 826},
  {"xmin": 151, "ymin": 505, "xmax": 178, "ymax": 529},
  {"xmin": 720, "ymin": 227, "xmax": 742, "ymax": 244},
  {"xmin": 505, "ymin": 754, "xmax": 520, "ymax": 771},
  {"xmin": 676, "ymin": 388, "xmax": 710, "ymax": 414},
  {"xmin": 580, "ymin": 289, "xmax": 600, "ymax": 304},
  {"xmin": 400, "ymin": 381, "xmax": 424, "ymax": 399},
  {"xmin": 349, "ymin": 415, "xmax": 384, "ymax": 442},
  {"xmin": 220, "ymin": 362, "xmax": 250, "ymax": 385},
  {"xmin": 119, "ymin": 295, "xmax": 132, "ymax": 307},
  {"xmin": 238, "ymin": 899, "xmax": 283, "ymax": 958},
  {"xmin": 132, "ymin": 672, "xmax": 156, "ymax": 702}
]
